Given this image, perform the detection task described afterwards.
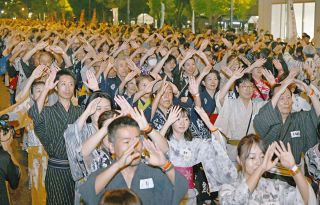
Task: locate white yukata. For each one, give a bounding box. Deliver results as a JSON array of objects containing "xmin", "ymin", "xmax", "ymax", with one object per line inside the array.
[
  {"xmin": 219, "ymin": 174, "xmax": 317, "ymax": 205},
  {"xmin": 167, "ymin": 133, "xmax": 237, "ymax": 205},
  {"xmin": 215, "ymin": 97, "xmax": 266, "ymax": 162}
]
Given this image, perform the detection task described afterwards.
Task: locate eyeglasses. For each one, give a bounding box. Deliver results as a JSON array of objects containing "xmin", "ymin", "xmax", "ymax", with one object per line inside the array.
[{"xmin": 239, "ymin": 85, "xmax": 253, "ymax": 89}]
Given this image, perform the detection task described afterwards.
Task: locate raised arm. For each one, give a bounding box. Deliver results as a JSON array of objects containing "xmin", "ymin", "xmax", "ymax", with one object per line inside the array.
[
  {"xmin": 15, "ymin": 65, "xmax": 47, "ymax": 102},
  {"xmin": 160, "ymin": 106, "xmax": 181, "ymax": 137},
  {"xmin": 275, "ymin": 142, "xmax": 310, "ymax": 205},
  {"xmin": 36, "ymin": 66, "xmax": 59, "ymax": 113},
  {"xmin": 130, "ymin": 107, "xmax": 169, "ymax": 153},
  {"xmin": 219, "ymin": 67, "xmax": 245, "ymax": 107},
  {"xmin": 22, "ymin": 41, "xmax": 48, "ymax": 63},
  {"xmin": 188, "ymin": 76, "xmax": 201, "ymax": 108}
]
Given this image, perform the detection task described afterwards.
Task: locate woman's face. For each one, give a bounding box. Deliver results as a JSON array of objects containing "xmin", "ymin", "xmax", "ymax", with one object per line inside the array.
[
  {"xmin": 172, "ymin": 112, "xmax": 190, "ymax": 134},
  {"xmin": 163, "ymin": 59, "xmax": 176, "ymax": 72},
  {"xmin": 91, "ymin": 98, "xmax": 112, "ymax": 123},
  {"xmin": 183, "ymin": 59, "xmax": 196, "ymax": 76},
  {"xmin": 252, "ymin": 67, "xmax": 263, "ymax": 79},
  {"xmin": 237, "ymin": 80, "xmax": 254, "ymax": 100},
  {"xmin": 240, "ymin": 143, "xmax": 264, "ymax": 176},
  {"xmin": 203, "ymin": 73, "xmax": 219, "ymax": 91},
  {"xmin": 126, "ymin": 78, "xmax": 137, "ymax": 94},
  {"xmin": 138, "ymin": 78, "xmax": 151, "ymax": 91},
  {"xmin": 171, "ymin": 47, "xmax": 179, "ymax": 57}
]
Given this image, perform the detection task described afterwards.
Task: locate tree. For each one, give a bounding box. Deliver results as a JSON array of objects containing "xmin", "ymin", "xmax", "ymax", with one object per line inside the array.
[
  {"xmin": 147, "ymin": 0, "xmax": 191, "ymax": 28},
  {"xmin": 190, "ymin": 0, "xmax": 229, "ymax": 27},
  {"xmin": 190, "ymin": 0, "xmax": 256, "ymax": 28}
]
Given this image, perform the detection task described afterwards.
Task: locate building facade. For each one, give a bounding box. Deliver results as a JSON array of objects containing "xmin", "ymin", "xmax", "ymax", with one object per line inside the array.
[{"xmin": 258, "ymin": 0, "xmax": 320, "ymax": 47}]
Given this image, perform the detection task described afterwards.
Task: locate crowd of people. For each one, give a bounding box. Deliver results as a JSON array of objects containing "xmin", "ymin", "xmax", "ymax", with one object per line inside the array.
[{"xmin": 0, "ymin": 18, "xmax": 320, "ymax": 205}]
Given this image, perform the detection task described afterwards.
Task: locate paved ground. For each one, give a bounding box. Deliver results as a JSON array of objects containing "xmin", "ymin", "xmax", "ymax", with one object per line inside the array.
[{"xmin": 1, "ymin": 75, "xmax": 31, "ymax": 205}]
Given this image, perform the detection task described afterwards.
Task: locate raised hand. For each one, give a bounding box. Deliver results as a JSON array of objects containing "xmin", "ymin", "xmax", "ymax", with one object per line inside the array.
[
  {"xmin": 259, "ymin": 142, "xmax": 279, "ymax": 172},
  {"xmin": 84, "ymin": 70, "xmax": 99, "ymax": 91},
  {"xmin": 114, "ymin": 95, "xmax": 135, "ymax": 116},
  {"xmin": 85, "ymin": 97, "xmax": 101, "ymax": 116},
  {"xmin": 188, "ymin": 76, "xmax": 199, "ymax": 96},
  {"xmin": 31, "ymin": 64, "xmax": 48, "ymax": 80},
  {"xmin": 272, "ymin": 59, "xmax": 283, "ymax": 71},
  {"xmin": 129, "ymin": 107, "xmax": 149, "ymax": 130},
  {"xmin": 231, "ymin": 66, "xmax": 245, "ymax": 80},
  {"xmin": 274, "ymin": 141, "xmax": 296, "ymax": 169},
  {"xmin": 293, "ymin": 79, "xmax": 311, "ymax": 94},
  {"xmin": 35, "ymin": 41, "xmax": 49, "ymax": 50},
  {"xmin": 143, "ymin": 139, "xmax": 167, "ymax": 167},
  {"xmin": 262, "ymin": 69, "xmax": 276, "ymax": 85},
  {"xmin": 116, "ymin": 138, "xmax": 141, "ymax": 168},
  {"xmin": 166, "ymin": 106, "xmax": 181, "ymax": 125},
  {"xmin": 45, "ymin": 69, "xmax": 59, "ymax": 91}
]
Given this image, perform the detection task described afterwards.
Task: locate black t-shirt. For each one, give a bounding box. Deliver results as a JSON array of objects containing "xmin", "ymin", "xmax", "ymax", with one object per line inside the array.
[{"xmin": 0, "ymin": 147, "xmax": 20, "ymax": 205}]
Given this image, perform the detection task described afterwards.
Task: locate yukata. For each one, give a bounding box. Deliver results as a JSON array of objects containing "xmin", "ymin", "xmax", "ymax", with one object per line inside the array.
[
  {"xmin": 2, "ymin": 97, "xmax": 48, "ymax": 205},
  {"xmin": 79, "ymin": 163, "xmax": 188, "ymax": 205},
  {"xmin": 27, "ymin": 128, "xmax": 48, "ymax": 205},
  {"xmin": 219, "ymin": 174, "xmax": 317, "ymax": 205},
  {"xmin": 150, "ymin": 106, "xmax": 211, "ymax": 139},
  {"xmin": 200, "ymin": 88, "xmax": 219, "ymax": 124},
  {"xmin": 99, "ymin": 75, "xmax": 121, "ymax": 99},
  {"xmin": 215, "ymin": 97, "xmax": 266, "ymax": 162},
  {"xmin": 252, "ymin": 79, "xmax": 270, "ymax": 102},
  {"xmin": 28, "ymin": 102, "xmax": 84, "ymax": 205},
  {"xmin": 305, "ymin": 144, "xmax": 320, "ymax": 188},
  {"xmin": 64, "ymin": 121, "xmax": 112, "ymax": 204},
  {"xmin": 167, "ymin": 134, "xmax": 237, "ymax": 205},
  {"xmin": 134, "ymin": 98, "xmax": 152, "ymax": 121},
  {"xmin": 253, "ymin": 101, "xmax": 319, "ymax": 164},
  {"xmin": 254, "ymin": 101, "xmax": 319, "ymax": 185}
]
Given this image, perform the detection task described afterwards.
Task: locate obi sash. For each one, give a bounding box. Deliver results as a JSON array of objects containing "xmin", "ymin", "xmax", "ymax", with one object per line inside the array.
[{"xmin": 175, "ymin": 166, "xmax": 194, "ymax": 189}]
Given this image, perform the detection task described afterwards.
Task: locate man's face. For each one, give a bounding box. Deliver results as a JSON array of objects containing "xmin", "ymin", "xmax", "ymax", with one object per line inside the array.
[
  {"xmin": 110, "ymin": 126, "xmax": 142, "ymax": 166},
  {"xmin": 116, "ymin": 59, "xmax": 129, "ymax": 78},
  {"xmin": 277, "ymin": 88, "xmax": 293, "ymax": 115},
  {"xmin": 56, "ymin": 75, "xmax": 75, "ymax": 100},
  {"xmin": 159, "ymin": 86, "xmax": 173, "ymax": 109}
]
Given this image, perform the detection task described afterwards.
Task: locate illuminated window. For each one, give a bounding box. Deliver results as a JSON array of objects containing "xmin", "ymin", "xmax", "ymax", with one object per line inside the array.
[{"xmin": 271, "ymin": 2, "xmax": 315, "ymax": 39}]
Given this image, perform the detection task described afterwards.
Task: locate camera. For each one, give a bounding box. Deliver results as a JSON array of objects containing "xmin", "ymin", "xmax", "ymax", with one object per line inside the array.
[{"xmin": 0, "ymin": 114, "xmax": 14, "ymax": 135}]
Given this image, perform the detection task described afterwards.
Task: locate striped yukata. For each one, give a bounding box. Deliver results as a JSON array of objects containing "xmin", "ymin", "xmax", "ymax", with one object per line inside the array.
[
  {"xmin": 253, "ymin": 101, "xmax": 319, "ymax": 185},
  {"xmin": 28, "ymin": 102, "xmax": 84, "ymax": 205}
]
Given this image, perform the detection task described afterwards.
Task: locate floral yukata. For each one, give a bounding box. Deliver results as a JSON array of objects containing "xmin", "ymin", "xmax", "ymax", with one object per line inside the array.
[
  {"xmin": 219, "ymin": 175, "xmax": 317, "ymax": 205},
  {"xmin": 64, "ymin": 121, "xmax": 112, "ymax": 205},
  {"xmin": 167, "ymin": 133, "xmax": 237, "ymax": 204}
]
